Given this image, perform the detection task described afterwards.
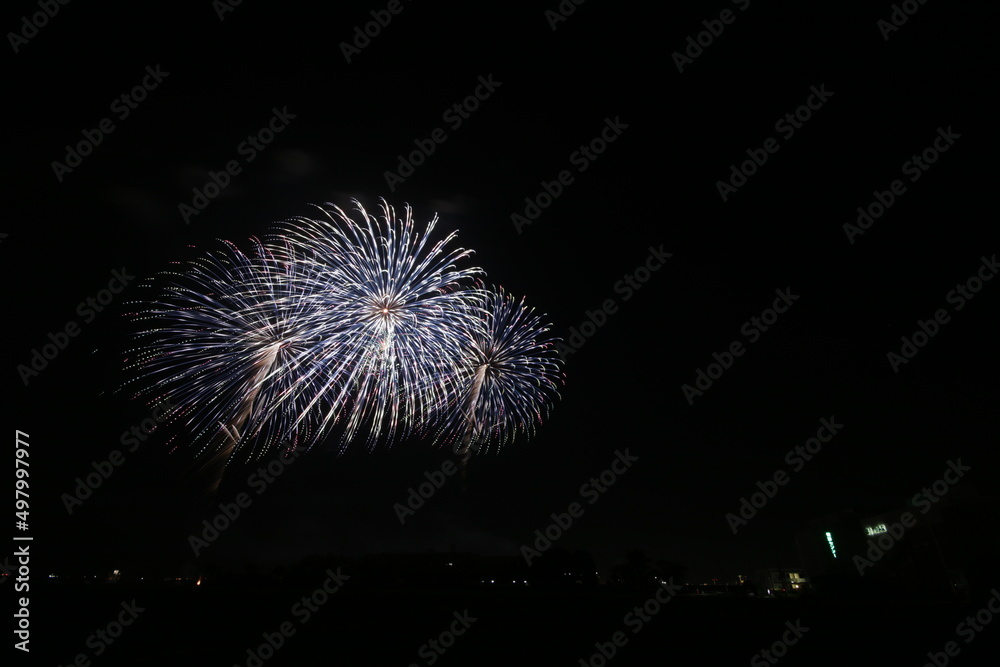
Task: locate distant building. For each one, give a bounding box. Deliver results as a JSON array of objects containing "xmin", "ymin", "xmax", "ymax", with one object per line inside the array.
[
  {"xmin": 754, "ymin": 568, "xmax": 808, "ymax": 596},
  {"xmin": 794, "ymin": 481, "xmax": 999, "ymax": 600}
]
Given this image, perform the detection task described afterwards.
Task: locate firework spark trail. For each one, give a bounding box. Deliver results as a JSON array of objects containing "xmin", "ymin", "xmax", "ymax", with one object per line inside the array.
[
  {"xmin": 202, "ymin": 339, "xmax": 282, "ymax": 492},
  {"xmin": 457, "ymin": 362, "xmax": 489, "ymax": 452}
]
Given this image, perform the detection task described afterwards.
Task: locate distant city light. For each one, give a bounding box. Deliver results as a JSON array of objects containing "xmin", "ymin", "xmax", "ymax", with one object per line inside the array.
[{"xmin": 826, "ymin": 531, "xmax": 837, "ymax": 558}]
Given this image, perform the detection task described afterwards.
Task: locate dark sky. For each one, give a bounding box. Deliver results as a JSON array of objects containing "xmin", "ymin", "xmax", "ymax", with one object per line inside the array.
[{"xmin": 4, "ymin": 0, "xmax": 999, "ymax": 584}]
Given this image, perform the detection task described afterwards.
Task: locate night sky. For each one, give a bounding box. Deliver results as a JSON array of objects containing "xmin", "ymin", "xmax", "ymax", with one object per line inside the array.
[{"xmin": 5, "ymin": 0, "xmax": 999, "ymax": 602}]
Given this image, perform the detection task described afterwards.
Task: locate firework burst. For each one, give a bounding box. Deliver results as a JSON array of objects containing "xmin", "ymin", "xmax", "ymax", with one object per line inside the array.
[
  {"xmin": 120, "ymin": 236, "xmax": 333, "ymax": 475},
  {"xmin": 123, "ymin": 199, "xmax": 563, "ymax": 483},
  {"xmin": 268, "ymin": 199, "xmax": 486, "ymax": 450},
  {"xmin": 434, "ymin": 285, "xmax": 564, "ymax": 459}
]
